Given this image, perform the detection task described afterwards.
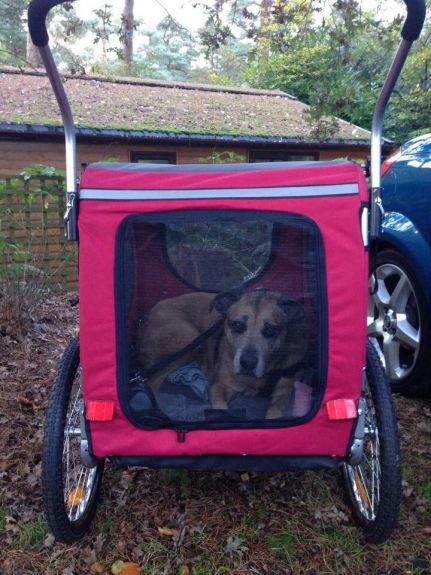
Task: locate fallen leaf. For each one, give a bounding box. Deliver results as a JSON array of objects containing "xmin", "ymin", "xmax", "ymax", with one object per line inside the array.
[
  {"xmin": 111, "ymin": 560, "xmax": 140, "ymax": 575},
  {"xmin": 44, "ymin": 533, "xmax": 55, "ymax": 548},
  {"xmin": 120, "ymin": 564, "xmax": 140, "ymax": 575},
  {"xmin": 178, "ymin": 566, "xmax": 190, "ymax": 575},
  {"xmin": 90, "ymin": 562, "xmax": 104, "ymax": 573},
  {"xmin": 240, "ymin": 472, "xmax": 250, "ymax": 482},
  {"xmin": 111, "ymin": 560, "xmax": 124, "ymax": 575},
  {"xmin": 158, "ymin": 526, "xmax": 179, "ymax": 537},
  {"xmin": 18, "ymin": 392, "xmax": 36, "ymax": 411}
]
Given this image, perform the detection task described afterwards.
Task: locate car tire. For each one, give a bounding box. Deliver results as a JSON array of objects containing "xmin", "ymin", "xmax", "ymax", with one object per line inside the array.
[{"xmin": 368, "ymin": 249, "xmax": 431, "ymax": 397}]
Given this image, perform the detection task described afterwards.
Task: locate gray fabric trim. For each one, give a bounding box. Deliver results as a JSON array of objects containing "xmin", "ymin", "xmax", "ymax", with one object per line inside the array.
[
  {"xmin": 89, "ymin": 160, "xmax": 348, "ymax": 173},
  {"xmin": 80, "ymin": 183, "xmax": 359, "ymax": 200}
]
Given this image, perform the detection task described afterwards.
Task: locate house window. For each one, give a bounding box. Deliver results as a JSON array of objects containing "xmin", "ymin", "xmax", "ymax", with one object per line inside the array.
[
  {"xmin": 249, "ymin": 151, "xmax": 318, "ymax": 163},
  {"xmin": 130, "ymin": 151, "xmax": 177, "ymax": 164}
]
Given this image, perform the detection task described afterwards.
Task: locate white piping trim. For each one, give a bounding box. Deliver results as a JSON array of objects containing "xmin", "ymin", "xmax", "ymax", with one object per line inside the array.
[
  {"xmin": 361, "ymin": 205, "xmax": 369, "ymax": 248},
  {"xmin": 80, "ymin": 183, "xmax": 359, "ymax": 200}
]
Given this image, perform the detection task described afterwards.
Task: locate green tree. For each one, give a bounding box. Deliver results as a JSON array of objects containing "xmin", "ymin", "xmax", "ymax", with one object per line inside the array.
[
  {"xmin": 0, "ymin": 0, "xmax": 27, "ymax": 65},
  {"xmin": 132, "ymin": 16, "xmax": 199, "ymax": 81}
]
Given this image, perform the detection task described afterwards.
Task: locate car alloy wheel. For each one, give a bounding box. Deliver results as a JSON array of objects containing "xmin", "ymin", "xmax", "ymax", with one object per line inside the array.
[
  {"xmin": 368, "ymin": 249, "xmax": 431, "ymax": 396},
  {"xmin": 368, "ymin": 261, "xmax": 420, "ymax": 381}
]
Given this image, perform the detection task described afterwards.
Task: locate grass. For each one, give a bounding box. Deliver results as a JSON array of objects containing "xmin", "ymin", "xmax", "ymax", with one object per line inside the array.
[
  {"xmin": 16, "ymin": 514, "xmax": 49, "ymax": 550},
  {"xmin": 239, "ymin": 513, "xmax": 261, "ymax": 542},
  {"xmin": 140, "ymin": 539, "xmax": 177, "ymax": 574},
  {"xmin": 190, "ymin": 559, "xmax": 231, "ymax": 575},
  {"xmin": 268, "ymin": 530, "xmax": 297, "ymax": 563},
  {"xmin": 0, "ymin": 506, "xmax": 9, "ymax": 534},
  {"xmin": 161, "ymin": 468, "xmax": 192, "ymax": 498},
  {"xmin": 418, "ymin": 480, "xmax": 431, "ymax": 502}
]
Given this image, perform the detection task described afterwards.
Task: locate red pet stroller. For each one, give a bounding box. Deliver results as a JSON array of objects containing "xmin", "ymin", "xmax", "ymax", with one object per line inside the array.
[{"xmin": 28, "ymin": 0, "xmax": 426, "ymax": 545}]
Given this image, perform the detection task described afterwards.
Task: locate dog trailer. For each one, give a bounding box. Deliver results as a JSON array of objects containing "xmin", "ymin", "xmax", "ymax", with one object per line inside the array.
[{"xmin": 27, "ymin": 0, "xmax": 426, "ymax": 545}]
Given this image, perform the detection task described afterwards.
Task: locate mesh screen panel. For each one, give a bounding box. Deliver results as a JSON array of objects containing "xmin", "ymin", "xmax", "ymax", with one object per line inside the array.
[{"xmin": 115, "ymin": 211, "xmax": 327, "ymax": 429}]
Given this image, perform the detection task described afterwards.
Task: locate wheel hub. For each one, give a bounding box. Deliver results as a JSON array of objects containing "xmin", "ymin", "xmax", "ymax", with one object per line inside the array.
[{"xmin": 383, "ymin": 309, "xmax": 397, "ymax": 333}]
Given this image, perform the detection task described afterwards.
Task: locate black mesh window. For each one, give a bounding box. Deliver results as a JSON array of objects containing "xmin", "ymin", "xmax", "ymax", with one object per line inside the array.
[
  {"xmin": 115, "ymin": 211, "xmax": 327, "ymax": 430},
  {"xmin": 165, "ymin": 221, "xmax": 273, "ymax": 291}
]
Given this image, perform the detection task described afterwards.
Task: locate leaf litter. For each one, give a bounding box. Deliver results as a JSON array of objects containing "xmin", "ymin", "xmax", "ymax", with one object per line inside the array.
[{"xmin": 0, "ymin": 293, "xmax": 430, "ymax": 574}]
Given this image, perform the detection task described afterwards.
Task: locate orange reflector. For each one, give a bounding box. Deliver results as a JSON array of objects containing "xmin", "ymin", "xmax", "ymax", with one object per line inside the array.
[
  {"xmin": 354, "ymin": 471, "xmax": 371, "ymax": 510},
  {"xmin": 87, "ymin": 401, "xmax": 114, "ymax": 421},
  {"xmin": 67, "ymin": 486, "xmax": 86, "ymax": 507},
  {"xmin": 326, "ymin": 399, "xmax": 357, "ymax": 420}
]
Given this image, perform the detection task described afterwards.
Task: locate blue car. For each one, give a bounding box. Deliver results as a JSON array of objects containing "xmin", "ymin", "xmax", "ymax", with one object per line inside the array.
[{"xmin": 368, "ymin": 133, "xmax": 431, "ymax": 396}]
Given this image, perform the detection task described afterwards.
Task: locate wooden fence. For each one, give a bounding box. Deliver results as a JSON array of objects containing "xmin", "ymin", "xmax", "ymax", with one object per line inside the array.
[{"xmin": 0, "ymin": 175, "xmax": 77, "ymax": 290}]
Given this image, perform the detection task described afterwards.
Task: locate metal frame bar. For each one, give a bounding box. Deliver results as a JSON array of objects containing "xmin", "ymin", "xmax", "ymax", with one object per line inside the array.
[
  {"xmin": 369, "ymin": 39, "xmax": 413, "ymax": 238},
  {"xmin": 39, "ymin": 45, "xmax": 77, "ymax": 240}
]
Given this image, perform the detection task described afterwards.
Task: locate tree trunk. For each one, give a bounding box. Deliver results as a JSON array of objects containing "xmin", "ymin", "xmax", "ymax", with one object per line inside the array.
[
  {"xmin": 259, "ymin": 0, "xmax": 272, "ymax": 56},
  {"xmin": 121, "ymin": 0, "xmax": 134, "ymax": 73},
  {"xmin": 26, "ymin": 31, "xmax": 42, "ymax": 68}
]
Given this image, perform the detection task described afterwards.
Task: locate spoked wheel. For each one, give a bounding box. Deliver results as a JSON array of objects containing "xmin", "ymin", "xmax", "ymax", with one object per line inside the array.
[
  {"xmin": 343, "ymin": 340, "xmax": 402, "ymax": 543},
  {"xmin": 42, "ymin": 338, "xmax": 104, "ymax": 543}
]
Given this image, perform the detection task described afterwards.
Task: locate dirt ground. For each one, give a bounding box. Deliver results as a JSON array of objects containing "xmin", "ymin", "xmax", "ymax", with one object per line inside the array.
[{"xmin": 0, "ymin": 293, "xmax": 430, "ymax": 575}]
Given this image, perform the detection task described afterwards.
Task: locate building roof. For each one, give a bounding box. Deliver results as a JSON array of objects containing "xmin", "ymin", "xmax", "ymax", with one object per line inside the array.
[{"xmin": 0, "ymin": 67, "xmax": 372, "ymax": 145}]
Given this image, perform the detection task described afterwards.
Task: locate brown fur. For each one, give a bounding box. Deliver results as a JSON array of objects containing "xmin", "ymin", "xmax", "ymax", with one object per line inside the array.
[{"xmin": 138, "ymin": 290, "xmax": 308, "ymax": 419}]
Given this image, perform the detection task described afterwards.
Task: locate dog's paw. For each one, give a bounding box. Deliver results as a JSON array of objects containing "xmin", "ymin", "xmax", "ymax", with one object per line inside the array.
[
  {"xmin": 265, "ymin": 405, "xmax": 283, "ymax": 419},
  {"xmin": 210, "ymin": 398, "xmax": 229, "ymax": 410}
]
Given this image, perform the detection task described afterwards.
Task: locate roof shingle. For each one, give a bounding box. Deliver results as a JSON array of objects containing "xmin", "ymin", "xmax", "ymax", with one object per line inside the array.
[{"xmin": 0, "ymin": 67, "xmax": 371, "ymax": 142}]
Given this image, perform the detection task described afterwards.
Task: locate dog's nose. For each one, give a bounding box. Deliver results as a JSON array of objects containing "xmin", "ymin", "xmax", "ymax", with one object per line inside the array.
[{"xmin": 240, "ymin": 349, "xmax": 258, "ymax": 373}]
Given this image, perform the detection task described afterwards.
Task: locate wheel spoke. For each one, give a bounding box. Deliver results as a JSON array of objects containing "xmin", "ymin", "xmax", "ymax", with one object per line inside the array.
[
  {"xmin": 395, "ymin": 318, "xmax": 420, "ymax": 351},
  {"xmin": 383, "ymin": 335, "xmax": 401, "ymax": 380},
  {"xmin": 367, "ymin": 318, "xmax": 384, "ymax": 338},
  {"xmin": 61, "ymin": 364, "xmax": 100, "ymax": 523},
  {"xmin": 357, "ymin": 465, "xmax": 373, "ymax": 512},
  {"xmin": 372, "ymin": 279, "xmax": 390, "ymax": 310},
  {"xmin": 389, "ymin": 274, "xmax": 410, "ymax": 313}
]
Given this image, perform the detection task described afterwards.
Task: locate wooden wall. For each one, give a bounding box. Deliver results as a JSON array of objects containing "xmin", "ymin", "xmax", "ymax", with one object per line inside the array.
[
  {"xmin": 0, "ymin": 139, "xmax": 369, "ymax": 176},
  {"xmin": 0, "ymin": 138, "xmax": 369, "ymax": 291},
  {"xmin": 0, "ymin": 140, "xmax": 251, "ymax": 175}
]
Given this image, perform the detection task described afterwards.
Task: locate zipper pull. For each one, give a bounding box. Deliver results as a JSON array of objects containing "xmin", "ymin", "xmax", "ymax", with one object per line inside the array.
[{"xmin": 177, "ymin": 430, "xmax": 187, "ymax": 443}]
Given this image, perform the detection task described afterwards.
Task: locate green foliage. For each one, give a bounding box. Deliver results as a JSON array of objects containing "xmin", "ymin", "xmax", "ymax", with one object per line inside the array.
[
  {"xmin": 20, "ymin": 165, "xmax": 65, "ymax": 181},
  {"xmin": 0, "ymin": 0, "xmax": 27, "ymax": 65},
  {"xmin": 1, "ymin": 0, "xmax": 430, "ymax": 142},
  {"xmin": 50, "ymin": 4, "xmax": 89, "ymax": 73},
  {"xmin": 197, "ymin": 150, "xmax": 246, "ymax": 163},
  {"xmin": 0, "ymin": 169, "xmax": 74, "ymax": 341},
  {"xmin": 132, "ymin": 17, "xmax": 199, "ymax": 81},
  {"xmin": 92, "ymin": 4, "xmax": 116, "ymax": 51},
  {"xmin": 244, "ymin": 0, "xmax": 431, "ymax": 143}
]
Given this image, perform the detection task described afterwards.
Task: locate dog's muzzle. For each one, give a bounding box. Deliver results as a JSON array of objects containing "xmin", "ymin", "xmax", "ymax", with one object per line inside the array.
[{"xmin": 234, "ymin": 347, "xmax": 264, "ymax": 378}]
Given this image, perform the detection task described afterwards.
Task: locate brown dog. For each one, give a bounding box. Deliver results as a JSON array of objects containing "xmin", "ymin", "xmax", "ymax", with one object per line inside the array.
[{"xmin": 138, "ymin": 289, "xmax": 308, "ymax": 419}]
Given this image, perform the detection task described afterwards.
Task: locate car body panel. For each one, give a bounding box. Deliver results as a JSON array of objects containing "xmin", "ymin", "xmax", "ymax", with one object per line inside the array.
[
  {"xmin": 380, "ymin": 210, "xmax": 431, "ymax": 310},
  {"xmin": 380, "ymin": 134, "xmax": 431, "ymax": 308},
  {"xmin": 369, "ymin": 133, "xmax": 431, "ymax": 395}
]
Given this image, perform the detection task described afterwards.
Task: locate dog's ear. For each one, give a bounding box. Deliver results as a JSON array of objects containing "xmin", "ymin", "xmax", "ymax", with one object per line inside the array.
[
  {"xmin": 211, "ymin": 290, "xmax": 241, "ymax": 315},
  {"xmin": 277, "ymin": 296, "xmax": 306, "ymax": 324}
]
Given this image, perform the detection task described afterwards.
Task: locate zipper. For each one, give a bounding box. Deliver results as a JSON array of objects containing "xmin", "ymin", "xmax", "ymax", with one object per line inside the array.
[{"xmin": 176, "ymin": 429, "xmax": 187, "ymax": 443}]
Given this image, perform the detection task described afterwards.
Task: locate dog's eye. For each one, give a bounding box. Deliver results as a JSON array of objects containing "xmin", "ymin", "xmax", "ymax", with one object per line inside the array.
[
  {"xmin": 229, "ymin": 320, "xmax": 246, "ymax": 334},
  {"xmin": 262, "ymin": 324, "xmax": 280, "ymax": 338}
]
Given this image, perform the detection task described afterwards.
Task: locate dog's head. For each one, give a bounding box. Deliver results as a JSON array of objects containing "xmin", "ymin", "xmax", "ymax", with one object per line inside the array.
[{"xmin": 212, "ymin": 288, "xmax": 307, "ymax": 378}]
